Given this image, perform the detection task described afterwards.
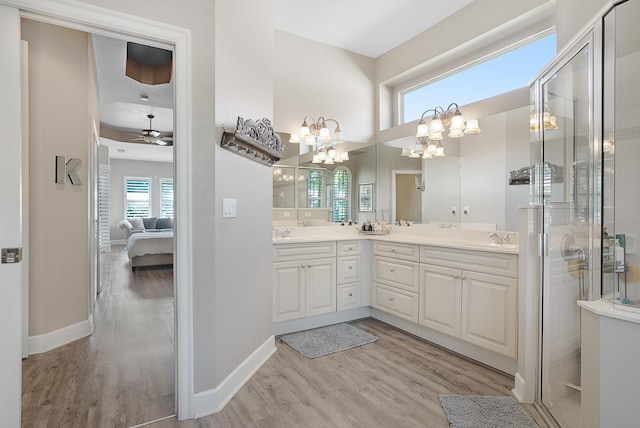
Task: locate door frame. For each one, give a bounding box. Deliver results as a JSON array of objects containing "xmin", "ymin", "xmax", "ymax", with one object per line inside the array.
[
  {"xmin": 1, "ymin": 0, "xmax": 194, "ymax": 419},
  {"xmin": 391, "ymin": 169, "xmax": 423, "ymax": 225}
]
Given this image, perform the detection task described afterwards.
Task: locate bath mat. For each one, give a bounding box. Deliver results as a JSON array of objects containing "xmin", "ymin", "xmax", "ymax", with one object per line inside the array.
[
  {"xmin": 279, "ymin": 323, "xmax": 379, "ymax": 359},
  {"xmin": 439, "ymin": 395, "xmax": 538, "ymax": 428}
]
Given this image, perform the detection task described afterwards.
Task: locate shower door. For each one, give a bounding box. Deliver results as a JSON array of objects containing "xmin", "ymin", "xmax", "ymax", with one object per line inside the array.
[{"xmin": 538, "ymin": 37, "xmax": 592, "ymax": 428}]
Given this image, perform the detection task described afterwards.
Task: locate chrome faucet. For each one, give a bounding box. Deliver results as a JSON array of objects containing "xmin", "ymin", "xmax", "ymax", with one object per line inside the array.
[
  {"xmin": 488, "ymin": 232, "xmax": 515, "ymax": 244},
  {"xmin": 280, "ymin": 228, "xmax": 291, "ymax": 238}
]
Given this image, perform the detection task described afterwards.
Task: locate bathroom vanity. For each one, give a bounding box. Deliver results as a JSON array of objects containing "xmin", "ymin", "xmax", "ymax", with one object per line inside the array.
[{"xmin": 272, "ymin": 226, "xmax": 519, "ymax": 374}]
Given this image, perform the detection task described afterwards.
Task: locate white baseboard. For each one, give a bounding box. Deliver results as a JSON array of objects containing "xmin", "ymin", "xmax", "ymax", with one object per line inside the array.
[
  {"xmin": 111, "ymin": 239, "xmax": 126, "ymax": 246},
  {"xmin": 273, "ymin": 307, "xmax": 371, "ymax": 336},
  {"xmin": 28, "ymin": 318, "xmax": 94, "ymax": 355},
  {"xmin": 191, "ymin": 334, "xmax": 276, "ymax": 419}
]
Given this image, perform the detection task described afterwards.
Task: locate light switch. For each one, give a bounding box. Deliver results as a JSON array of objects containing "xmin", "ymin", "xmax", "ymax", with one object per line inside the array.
[
  {"xmin": 463, "ymin": 206, "xmax": 470, "ymax": 215},
  {"xmin": 223, "ymin": 198, "xmax": 237, "ymax": 218}
]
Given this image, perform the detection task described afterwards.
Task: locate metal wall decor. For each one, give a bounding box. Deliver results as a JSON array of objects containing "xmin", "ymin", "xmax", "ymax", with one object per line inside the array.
[
  {"xmin": 55, "ymin": 155, "xmax": 83, "ymax": 185},
  {"xmin": 220, "ymin": 117, "xmax": 284, "ymax": 166}
]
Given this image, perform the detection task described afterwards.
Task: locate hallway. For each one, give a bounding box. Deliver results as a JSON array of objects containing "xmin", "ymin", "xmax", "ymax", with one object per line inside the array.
[{"xmin": 21, "ymin": 246, "xmax": 175, "ymax": 427}]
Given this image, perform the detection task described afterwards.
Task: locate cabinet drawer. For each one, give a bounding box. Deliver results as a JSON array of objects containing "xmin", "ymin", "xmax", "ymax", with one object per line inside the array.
[
  {"xmin": 373, "ymin": 241, "xmax": 419, "ymax": 262},
  {"xmin": 373, "ymin": 283, "xmax": 418, "ymax": 323},
  {"xmin": 273, "ymin": 241, "xmax": 336, "ymax": 262},
  {"xmin": 337, "ymin": 283, "xmax": 361, "ymax": 311},
  {"xmin": 421, "ymin": 246, "xmax": 518, "ymax": 278},
  {"xmin": 337, "ymin": 256, "xmax": 361, "ymax": 284},
  {"xmin": 337, "ymin": 240, "xmax": 363, "ymax": 256},
  {"xmin": 373, "ymin": 256, "xmax": 419, "ymax": 292}
]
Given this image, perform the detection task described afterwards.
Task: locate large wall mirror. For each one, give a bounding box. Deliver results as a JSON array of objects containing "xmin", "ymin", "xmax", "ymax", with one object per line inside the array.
[{"xmin": 274, "ymin": 95, "xmax": 531, "ymax": 231}]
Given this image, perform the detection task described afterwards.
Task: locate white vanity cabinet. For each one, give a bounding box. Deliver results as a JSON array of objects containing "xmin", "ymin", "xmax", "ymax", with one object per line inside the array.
[
  {"xmin": 420, "ymin": 246, "xmax": 518, "ymax": 358},
  {"xmin": 337, "ymin": 240, "xmax": 363, "ymax": 311},
  {"xmin": 273, "ymin": 242, "xmax": 337, "ymax": 322},
  {"xmin": 372, "ymin": 241, "xmax": 420, "ymax": 322}
]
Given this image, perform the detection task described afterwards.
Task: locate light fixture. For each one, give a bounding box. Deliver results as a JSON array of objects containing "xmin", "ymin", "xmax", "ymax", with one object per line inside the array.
[
  {"xmin": 289, "ymin": 116, "xmax": 347, "ymax": 164},
  {"xmin": 412, "ymin": 103, "xmax": 481, "ymax": 159},
  {"xmin": 530, "ymin": 103, "xmax": 559, "ymax": 132}
]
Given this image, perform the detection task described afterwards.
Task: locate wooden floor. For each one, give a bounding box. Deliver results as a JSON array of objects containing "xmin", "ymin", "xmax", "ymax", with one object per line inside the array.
[
  {"xmin": 22, "ymin": 245, "xmax": 544, "ymax": 428},
  {"xmin": 22, "ymin": 245, "xmax": 175, "ymax": 427}
]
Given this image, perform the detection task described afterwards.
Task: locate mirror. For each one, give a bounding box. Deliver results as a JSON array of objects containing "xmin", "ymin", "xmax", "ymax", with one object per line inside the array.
[{"xmin": 274, "ymin": 102, "xmax": 530, "ymax": 231}]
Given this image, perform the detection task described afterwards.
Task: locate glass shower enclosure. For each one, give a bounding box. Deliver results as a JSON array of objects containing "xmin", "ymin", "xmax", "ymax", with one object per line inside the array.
[{"xmin": 530, "ymin": 1, "xmax": 638, "ymax": 426}]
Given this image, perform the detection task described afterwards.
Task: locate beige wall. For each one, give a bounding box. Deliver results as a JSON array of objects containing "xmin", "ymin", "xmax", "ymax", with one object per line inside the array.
[
  {"xmin": 396, "ymin": 174, "xmax": 422, "ymax": 223},
  {"xmin": 22, "ymin": 20, "xmax": 94, "ymax": 335}
]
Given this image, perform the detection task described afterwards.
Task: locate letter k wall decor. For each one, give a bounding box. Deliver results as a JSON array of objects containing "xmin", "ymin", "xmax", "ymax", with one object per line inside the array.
[{"xmin": 55, "ymin": 155, "xmax": 83, "ymax": 185}]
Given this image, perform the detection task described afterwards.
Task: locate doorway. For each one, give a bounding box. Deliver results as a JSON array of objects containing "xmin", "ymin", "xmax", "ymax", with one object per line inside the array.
[
  {"xmin": 392, "ymin": 170, "xmax": 423, "ymax": 224},
  {"xmin": 12, "ymin": 1, "xmax": 192, "ymax": 421}
]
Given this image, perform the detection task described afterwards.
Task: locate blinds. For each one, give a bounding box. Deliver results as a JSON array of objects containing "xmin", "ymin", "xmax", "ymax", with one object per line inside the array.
[
  {"xmin": 160, "ymin": 179, "xmax": 174, "ymax": 218},
  {"xmin": 98, "ymin": 165, "xmax": 110, "ymax": 251},
  {"xmin": 125, "ymin": 177, "xmax": 151, "ymax": 217},
  {"xmin": 333, "ymin": 168, "xmax": 351, "ymax": 222}
]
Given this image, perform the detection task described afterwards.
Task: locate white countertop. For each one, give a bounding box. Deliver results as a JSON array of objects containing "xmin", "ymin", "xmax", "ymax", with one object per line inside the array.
[
  {"xmin": 578, "ymin": 299, "xmax": 640, "ymax": 324},
  {"xmin": 272, "ymin": 226, "xmax": 519, "ymax": 254}
]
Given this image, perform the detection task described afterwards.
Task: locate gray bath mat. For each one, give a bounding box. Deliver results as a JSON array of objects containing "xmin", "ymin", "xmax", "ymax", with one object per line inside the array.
[
  {"xmin": 280, "ymin": 323, "xmax": 379, "ymax": 359},
  {"xmin": 439, "ymin": 395, "xmax": 538, "ymax": 428}
]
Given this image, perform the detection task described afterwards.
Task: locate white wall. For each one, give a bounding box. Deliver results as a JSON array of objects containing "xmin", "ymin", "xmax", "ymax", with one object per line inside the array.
[
  {"xmin": 273, "ymin": 30, "xmax": 375, "ymax": 144},
  {"xmin": 108, "ymin": 159, "xmax": 173, "ymax": 241}
]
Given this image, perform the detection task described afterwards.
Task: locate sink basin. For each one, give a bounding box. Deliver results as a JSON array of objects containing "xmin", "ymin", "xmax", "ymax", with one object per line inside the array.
[{"xmin": 451, "ymin": 240, "xmax": 518, "ymax": 251}]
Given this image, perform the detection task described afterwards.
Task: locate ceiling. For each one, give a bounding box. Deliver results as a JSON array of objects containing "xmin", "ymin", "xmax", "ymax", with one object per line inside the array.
[{"xmin": 96, "ymin": 1, "xmax": 474, "ymax": 162}]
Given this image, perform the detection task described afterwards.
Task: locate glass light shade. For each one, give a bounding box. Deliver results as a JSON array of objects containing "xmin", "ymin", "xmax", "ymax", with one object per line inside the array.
[
  {"xmin": 319, "ymin": 125, "xmax": 331, "ymax": 141},
  {"xmin": 333, "ymin": 155, "xmax": 343, "ymax": 163},
  {"xmin": 448, "ymin": 129, "xmax": 464, "ymax": 139},
  {"xmin": 450, "ymin": 113, "xmax": 466, "ymax": 130},
  {"xmin": 312, "ymin": 154, "xmax": 322, "ymax": 163},
  {"xmin": 413, "ymin": 142, "xmax": 424, "ymax": 153},
  {"xmin": 422, "ymin": 151, "xmax": 433, "ymax": 159},
  {"xmin": 430, "ymin": 118, "xmax": 445, "ymax": 133},
  {"xmin": 464, "ymin": 119, "xmax": 481, "ymax": 134},
  {"xmin": 603, "ymin": 139, "xmax": 615, "ymax": 154},
  {"xmin": 400, "ymin": 148, "xmax": 411, "ymax": 157},
  {"xmin": 299, "ymin": 121, "xmax": 311, "ymax": 137},
  {"xmin": 416, "ymin": 122, "xmax": 429, "ymax": 137},
  {"xmin": 328, "ymin": 147, "xmax": 337, "ymax": 159},
  {"xmin": 435, "ymin": 144, "xmax": 445, "ymax": 156},
  {"xmin": 333, "ymin": 129, "xmax": 344, "ymax": 143},
  {"xmin": 427, "ymin": 142, "xmax": 437, "ymax": 153},
  {"xmin": 530, "ymin": 114, "xmax": 539, "ymax": 132},
  {"xmin": 408, "ymin": 150, "xmax": 420, "ymax": 158},
  {"xmin": 304, "ymin": 136, "xmax": 316, "ymax": 146},
  {"xmin": 340, "ymin": 152, "xmax": 349, "ymax": 161},
  {"xmin": 317, "ymin": 150, "xmax": 326, "ymax": 161},
  {"xmin": 273, "ymin": 168, "xmax": 281, "ymax": 175},
  {"xmin": 324, "ymin": 158, "xmax": 334, "ymax": 165},
  {"xmin": 289, "ymin": 133, "xmax": 300, "ymax": 143},
  {"xmin": 429, "ymin": 132, "xmax": 443, "ymax": 141}
]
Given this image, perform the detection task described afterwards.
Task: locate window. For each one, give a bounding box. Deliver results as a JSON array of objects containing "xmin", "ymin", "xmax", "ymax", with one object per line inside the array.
[
  {"xmin": 124, "ymin": 177, "xmax": 151, "ymax": 218},
  {"xmin": 160, "ymin": 179, "xmax": 174, "ymax": 218},
  {"xmin": 333, "ymin": 167, "xmax": 351, "ymax": 222},
  {"xmin": 402, "ymin": 33, "xmax": 556, "ymax": 124},
  {"xmin": 307, "ymin": 169, "xmax": 323, "ymax": 208}
]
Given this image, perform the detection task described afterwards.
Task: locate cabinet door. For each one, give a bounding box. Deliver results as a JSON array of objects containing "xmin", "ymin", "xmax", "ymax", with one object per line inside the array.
[
  {"xmin": 419, "ymin": 264, "xmax": 462, "ymax": 337},
  {"xmin": 273, "ymin": 261, "xmax": 304, "ymax": 322},
  {"xmin": 461, "ymin": 271, "xmax": 517, "ymax": 358},
  {"xmin": 306, "ymin": 259, "xmax": 337, "ymax": 316}
]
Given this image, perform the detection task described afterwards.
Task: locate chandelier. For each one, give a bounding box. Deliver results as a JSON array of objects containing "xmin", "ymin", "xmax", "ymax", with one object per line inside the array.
[
  {"xmin": 403, "ymin": 103, "xmax": 481, "ymax": 159},
  {"xmin": 288, "ymin": 116, "xmax": 349, "ymax": 164}
]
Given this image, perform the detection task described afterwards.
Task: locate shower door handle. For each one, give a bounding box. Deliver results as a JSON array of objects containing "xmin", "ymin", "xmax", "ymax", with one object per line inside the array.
[{"xmin": 539, "ymin": 232, "xmax": 549, "ymax": 257}]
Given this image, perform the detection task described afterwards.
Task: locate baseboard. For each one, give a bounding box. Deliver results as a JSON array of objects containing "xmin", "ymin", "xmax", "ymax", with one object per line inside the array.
[
  {"xmin": 512, "ymin": 372, "xmax": 526, "ymax": 403},
  {"xmin": 111, "ymin": 239, "xmax": 126, "ymax": 246},
  {"xmin": 191, "ymin": 334, "xmax": 276, "ymax": 419},
  {"xmin": 28, "ymin": 318, "xmax": 94, "ymax": 355},
  {"xmin": 273, "ymin": 307, "xmax": 371, "ymax": 336}
]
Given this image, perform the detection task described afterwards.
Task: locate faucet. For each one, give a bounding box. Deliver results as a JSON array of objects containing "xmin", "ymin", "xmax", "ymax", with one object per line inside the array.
[
  {"xmin": 280, "ymin": 228, "xmax": 291, "ymax": 238},
  {"xmin": 488, "ymin": 232, "xmax": 516, "ymax": 244}
]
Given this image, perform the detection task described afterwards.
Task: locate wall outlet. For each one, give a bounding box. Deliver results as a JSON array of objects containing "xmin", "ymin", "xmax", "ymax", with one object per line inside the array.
[
  {"xmin": 222, "ymin": 198, "xmax": 237, "ymax": 218},
  {"xmin": 463, "ymin": 206, "xmax": 470, "ymax": 215},
  {"xmin": 452, "ymin": 206, "xmax": 457, "ymax": 215}
]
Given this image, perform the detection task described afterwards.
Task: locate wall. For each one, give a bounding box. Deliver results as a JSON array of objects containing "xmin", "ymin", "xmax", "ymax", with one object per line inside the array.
[
  {"xmin": 273, "ymin": 30, "xmax": 376, "ymax": 144},
  {"xmin": 556, "ymin": 0, "xmax": 608, "ymax": 50},
  {"xmin": 108, "ymin": 159, "xmax": 174, "ymax": 241},
  {"xmin": 22, "ymin": 20, "xmax": 94, "ymax": 337}
]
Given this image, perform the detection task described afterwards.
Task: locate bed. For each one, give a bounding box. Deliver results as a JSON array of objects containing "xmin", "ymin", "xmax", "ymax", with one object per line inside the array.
[{"xmin": 119, "ymin": 218, "xmax": 174, "ymax": 271}]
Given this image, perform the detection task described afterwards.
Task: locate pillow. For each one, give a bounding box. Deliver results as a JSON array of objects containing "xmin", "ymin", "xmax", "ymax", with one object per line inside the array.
[
  {"xmin": 142, "ymin": 217, "xmax": 157, "ymax": 229},
  {"xmin": 118, "ymin": 220, "xmax": 133, "ymax": 231},
  {"xmin": 128, "ymin": 217, "xmax": 145, "ymax": 231},
  {"xmin": 156, "ymin": 217, "xmax": 173, "ymax": 229}
]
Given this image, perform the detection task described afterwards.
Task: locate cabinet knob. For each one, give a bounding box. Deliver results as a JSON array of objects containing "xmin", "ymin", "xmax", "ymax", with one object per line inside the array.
[
  {"xmin": 389, "ymin": 268, "xmax": 395, "ymax": 272},
  {"xmin": 388, "ymin": 297, "xmax": 394, "ymax": 301},
  {"xmin": 461, "ymin": 275, "xmax": 467, "ymax": 280},
  {"xmin": 348, "ymin": 247, "xmax": 354, "ymax": 251},
  {"xmin": 391, "ymin": 248, "xmax": 396, "ymax": 252},
  {"xmin": 301, "ymin": 265, "xmax": 306, "ymax": 269},
  {"xmin": 348, "ymin": 265, "xmax": 353, "ymax": 269},
  {"xmin": 348, "ymin": 292, "xmax": 353, "ymax": 297},
  {"xmin": 307, "ymin": 264, "xmax": 312, "ymax": 268},
  {"xmin": 454, "ymin": 275, "xmax": 460, "ymax": 279}
]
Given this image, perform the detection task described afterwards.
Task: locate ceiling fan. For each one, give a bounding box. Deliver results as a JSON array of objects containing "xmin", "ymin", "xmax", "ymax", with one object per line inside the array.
[{"xmin": 135, "ymin": 114, "xmax": 173, "ymax": 146}]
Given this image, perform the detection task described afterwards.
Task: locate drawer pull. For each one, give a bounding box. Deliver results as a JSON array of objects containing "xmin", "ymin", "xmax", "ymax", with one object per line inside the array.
[
  {"xmin": 348, "ymin": 265, "xmax": 353, "ymax": 269},
  {"xmin": 461, "ymin": 275, "xmax": 467, "ymax": 280},
  {"xmin": 348, "ymin": 292, "xmax": 353, "ymax": 297},
  {"xmin": 391, "ymin": 248, "xmax": 396, "ymax": 252},
  {"xmin": 348, "ymin": 247, "xmax": 354, "ymax": 251},
  {"xmin": 454, "ymin": 275, "xmax": 460, "ymax": 279},
  {"xmin": 388, "ymin": 297, "xmax": 394, "ymax": 301},
  {"xmin": 307, "ymin": 264, "xmax": 312, "ymax": 268},
  {"xmin": 389, "ymin": 268, "xmax": 395, "ymax": 272}
]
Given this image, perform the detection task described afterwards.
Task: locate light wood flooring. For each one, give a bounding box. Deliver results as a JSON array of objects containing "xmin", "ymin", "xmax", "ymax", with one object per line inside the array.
[{"xmin": 22, "ymin": 245, "xmax": 544, "ymax": 428}]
